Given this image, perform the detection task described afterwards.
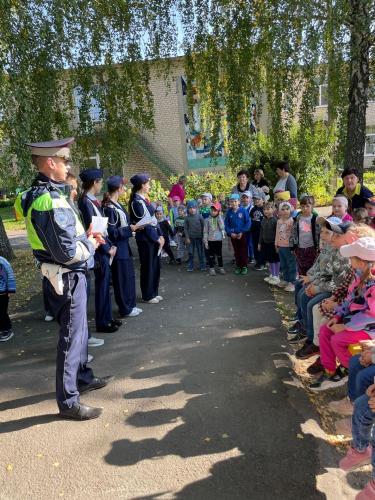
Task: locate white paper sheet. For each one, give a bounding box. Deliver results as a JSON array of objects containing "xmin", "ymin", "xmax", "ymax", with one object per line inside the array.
[
  {"xmin": 91, "ymin": 216, "xmax": 108, "ymax": 234},
  {"xmin": 135, "ymin": 214, "xmax": 158, "ymax": 227}
]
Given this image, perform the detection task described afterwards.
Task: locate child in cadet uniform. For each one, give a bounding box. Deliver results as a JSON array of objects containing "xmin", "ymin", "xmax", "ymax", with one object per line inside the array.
[
  {"xmin": 225, "ymin": 193, "xmax": 251, "ymax": 275},
  {"xmin": 275, "ymin": 201, "xmax": 296, "ymax": 292},
  {"xmin": 241, "ymin": 190, "xmax": 254, "ymax": 263},
  {"xmin": 0, "ymin": 256, "xmax": 16, "ymax": 342},
  {"xmin": 184, "ymin": 200, "xmax": 205, "ymax": 271},
  {"xmin": 155, "ymin": 206, "xmax": 176, "ymax": 264},
  {"xmin": 259, "ymin": 202, "xmax": 280, "ymax": 285},
  {"xmin": 174, "ymin": 205, "xmax": 187, "ymax": 265},
  {"xmin": 203, "ymin": 201, "xmax": 225, "ymax": 276},
  {"xmin": 250, "ymin": 191, "xmax": 266, "ymax": 270}
]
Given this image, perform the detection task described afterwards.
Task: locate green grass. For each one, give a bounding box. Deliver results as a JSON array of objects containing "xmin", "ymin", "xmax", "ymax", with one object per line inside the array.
[{"xmin": 0, "ymin": 205, "xmax": 26, "ymax": 231}]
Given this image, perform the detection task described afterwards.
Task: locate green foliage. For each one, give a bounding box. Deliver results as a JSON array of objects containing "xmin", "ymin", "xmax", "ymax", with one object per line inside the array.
[
  {"xmin": 0, "ymin": 199, "xmax": 15, "ymax": 208},
  {"xmin": 169, "ymin": 172, "xmax": 236, "ymax": 201}
]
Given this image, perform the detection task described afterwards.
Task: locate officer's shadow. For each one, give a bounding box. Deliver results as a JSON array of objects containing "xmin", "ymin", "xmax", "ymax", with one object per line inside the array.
[{"xmin": 0, "ymin": 413, "xmax": 59, "ymax": 434}]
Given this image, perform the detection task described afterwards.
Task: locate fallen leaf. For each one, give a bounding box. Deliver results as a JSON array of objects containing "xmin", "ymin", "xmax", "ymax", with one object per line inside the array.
[
  {"xmin": 123, "ymin": 409, "xmax": 129, "ymax": 414},
  {"xmin": 272, "ymin": 390, "xmax": 278, "ymax": 394},
  {"xmin": 53, "ymin": 462, "xmax": 59, "ymax": 467},
  {"xmin": 203, "ymin": 437, "xmax": 211, "ymax": 442},
  {"xmin": 222, "ymin": 433, "xmax": 229, "ymax": 439},
  {"xmin": 196, "ymin": 340, "xmax": 201, "ymax": 344},
  {"xmin": 6, "ymin": 464, "xmax": 13, "ymax": 472},
  {"xmin": 104, "ymin": 423, "xmax": 109, "ymax": 428},
  {"xmin": 36, "ymin": 453, "xmax": 43, "ymax": 458},
  {"xmin": 178, "ymin": 332, "xmax": 184, "ymax": 335},
  {"xmin": 297, "ymin": 434, "xmax": 304, "ymax": 439}
]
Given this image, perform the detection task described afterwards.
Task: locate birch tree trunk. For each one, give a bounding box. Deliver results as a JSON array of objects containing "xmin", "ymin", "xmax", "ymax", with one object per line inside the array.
[
  {"xmin": 0, "ymin": 217, "xmax": 14, "ymax": 260},
  {"xmin": 344, "ymin": 0, "xmax": 371, "ymax": 181}
]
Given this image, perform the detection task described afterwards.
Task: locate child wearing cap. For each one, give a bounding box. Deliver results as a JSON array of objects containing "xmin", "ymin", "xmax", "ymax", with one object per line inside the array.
[
  {"xmin": 155, "ymin": 207, "xmax": 176, "ymax": 264},
  {"xmin": 184, "ymin": 200, "xmax": 205, "ymax": 271},
  {"xmin": 174, "ymin": 205, "xmax": 187, "ymax": 264},
  {"xmin": 241, "ymin": 191, "xmax": 254, "ymax": 263},
  {"xmin": 335, "ymin": 239, "xmax": 375, "ymax": 500},
  {"xmin": 250, "ymin": 192, "xmax": 266, "ymax": 270},
  {"xmin": 224, "ymin": 194, "xmax": 251, "ymax": 275},
  {"xmin": 203, "ymin": 202, "xmax": 225, "ymax": 276},
  {"xmin": 311, "ymin": 237, "xmax": 375, "ymax": 393}
]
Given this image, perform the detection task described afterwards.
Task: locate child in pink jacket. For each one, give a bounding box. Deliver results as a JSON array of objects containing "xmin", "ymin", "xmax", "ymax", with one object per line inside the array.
[{"xmin": 311, "ymin": 237, "xmax": 375, "ymax": 391}]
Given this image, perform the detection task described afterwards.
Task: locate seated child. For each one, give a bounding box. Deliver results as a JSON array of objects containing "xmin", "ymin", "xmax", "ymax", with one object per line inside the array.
[
  {"xmin": 310, "ymin": 237, "xmax": 375, "ymax": 391},
  {"xmin": 332, "ymin": 195, "xmax": 353, "ymax": 222}
]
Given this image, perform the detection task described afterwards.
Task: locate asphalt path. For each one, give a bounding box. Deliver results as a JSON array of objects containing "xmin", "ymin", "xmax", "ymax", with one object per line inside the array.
[{"xmin": 0, "ymin": 255, "xmax": 340, "ymax": 499}]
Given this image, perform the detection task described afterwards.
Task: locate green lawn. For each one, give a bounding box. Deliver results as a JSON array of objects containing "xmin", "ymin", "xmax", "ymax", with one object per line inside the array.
[{"xmin": 0, "ymin": 205, "xmax": 26, "ymax": 232}]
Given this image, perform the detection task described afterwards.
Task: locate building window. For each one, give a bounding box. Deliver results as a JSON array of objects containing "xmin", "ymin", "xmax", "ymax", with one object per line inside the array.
[
  {"xmin": 368, "ymin": 82, "xmax": 375, "ymax": 103},
  {"xmin": 73, "ymin": 86, "xmax": 103, "ymax": 123},
  {"xmin": 316, "ymin": 84, "xmax": 328, "ymax": 107},
  {"xmin": 365, "ymin": 134, "xmax": 375, "ymax": 156}
]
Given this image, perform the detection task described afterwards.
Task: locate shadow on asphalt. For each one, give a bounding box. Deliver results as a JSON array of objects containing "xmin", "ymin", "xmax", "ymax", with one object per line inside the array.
[
  {"xmin": 0, "ymin": 391, "xmax": 55, "ymax": 411},
  {"xmin": 0, "ymin": 413, "xmax": 59, "ymax": 434}
]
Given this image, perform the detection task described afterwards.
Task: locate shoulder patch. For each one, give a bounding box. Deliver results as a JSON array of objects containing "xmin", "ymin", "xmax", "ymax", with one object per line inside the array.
[{"xmin": 53, "ymin": 208, "xmax": 74, "ymax": 229}]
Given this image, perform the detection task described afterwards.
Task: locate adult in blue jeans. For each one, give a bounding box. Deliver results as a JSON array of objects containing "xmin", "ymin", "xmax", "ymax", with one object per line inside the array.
[{"xmin": 348, "ymin": 351, "xmax": 375, "ymax": 402}]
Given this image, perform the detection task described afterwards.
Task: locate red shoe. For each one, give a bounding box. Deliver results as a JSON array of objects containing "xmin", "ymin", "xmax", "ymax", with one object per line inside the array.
[
  {"xmin": 339, "ymin": 446, "xmax": 371, "ymax": 471},
  {"xmin": 356, "ymin": 479, "xmax": 375, "ymax": 500}
]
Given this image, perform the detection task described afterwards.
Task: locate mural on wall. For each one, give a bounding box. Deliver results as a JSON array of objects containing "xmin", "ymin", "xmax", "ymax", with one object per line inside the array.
[
  {"xmin": 181, "ymin": 77, "xmax": 258, "ymax": 168},
  {"xmin": 181, "ymin": 77, "xmax": 226, "ymax": 169}
]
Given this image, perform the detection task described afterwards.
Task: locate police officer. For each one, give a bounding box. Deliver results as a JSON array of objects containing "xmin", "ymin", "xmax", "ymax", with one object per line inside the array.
[
  {"xmin": 78, "ymin": 169, "xmax": 120, "ymax": 333},
  {"xmin": 15, "ymin": 138, "xmax": 113, "ymax": 420},
  {"xmin": 102, "ymin": 176, "xmax": 143, "ymax": 318},
  {"xmin": 128, "ymin": 174, "xmax": 164, "ymax": 303}
]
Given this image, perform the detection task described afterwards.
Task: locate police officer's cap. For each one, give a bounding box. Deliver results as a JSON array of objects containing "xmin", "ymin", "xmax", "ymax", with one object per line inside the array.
[
  {"xmin": 130, "ymin": 173, "xmax": 150, "ymax": 186},
  {"xmin": 26, "ymin": 137, "xmax": 75, "ymax": 160},
  {"xmin": 79, "ymin": 168, "xmax": 103, "ymax": 182},
  {"xmin": 107, "ymin": 175, "xmax": 125, "ymax": 189}
]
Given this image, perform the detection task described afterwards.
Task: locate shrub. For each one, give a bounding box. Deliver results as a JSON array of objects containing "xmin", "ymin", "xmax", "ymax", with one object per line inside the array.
[
  {"xmin": 169, "ymin": 171, "xmax": 237, "ymax": 201},
  {"xmin": 0, "ymin": 199, "xmax": 15, "ymax": 208}
]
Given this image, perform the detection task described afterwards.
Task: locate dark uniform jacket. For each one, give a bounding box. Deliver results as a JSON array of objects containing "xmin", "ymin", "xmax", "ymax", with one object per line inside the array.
[
  {"xmin": 102, "ymin": 201, "xmax": 133, "ymax": 259},
  {"xmin": 129, "ymin": 194, "xmax": 161, "ymax": 243}
]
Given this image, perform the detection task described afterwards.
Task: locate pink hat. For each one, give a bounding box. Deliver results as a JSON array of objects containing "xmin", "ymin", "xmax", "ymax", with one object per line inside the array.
[
  {"xmin": 340, "ymin": 237, "xmax": 375, "ymax": 261},
  {"xmin": 211, "ymin": 201, "xmax": 221, "ymax": 211}
]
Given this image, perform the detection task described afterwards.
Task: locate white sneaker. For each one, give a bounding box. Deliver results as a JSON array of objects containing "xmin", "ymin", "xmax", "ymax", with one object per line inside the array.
[
  {"xmin": 284, "ymin": 283, "xmax": 295, "ymax": 292},
  {"xmin": 170, "ymin": 241, "xmax": 177, "ymax": 247},
  {"xmin": 88, "ymin": 336, "xmax": 104, "ymax": 347},
  {"xmin": 44, "ymin": 314, "xmax": 54, "ymax": 322},
  {"xmin": 276, "ymin": 280, "xmax": 288, "ymax": 288},
  {"xmin": 134, "ymin": 307, "xmax": 143, "ymax": 313},
  {"xmin": 155, "ymin": 295, "xmax": 163, "ymax": 301},
  {"xmin": 268, "ymin": 276, "xmax": 280, "ymax": 285},
  {"xmin": 87, "ymin": 354, "xmax": 94, "ymax": 363},
  {"xmin": 264, "ymin": 276, "xmax": 273, "ymax": 283},
  {"xmin": 209, "ymin": 269, "xmax": 216, "ymax": 276},
  {"xmin": 144, "ymin": 298, "xmax": 159, "ymax": 304},
  {"xmin": 126, "ymin": 308, "xmax": 141, "ymax": 317},
  {"xmin": 219, "ymin": 268, "xmax": 226, "ymax": 275}
]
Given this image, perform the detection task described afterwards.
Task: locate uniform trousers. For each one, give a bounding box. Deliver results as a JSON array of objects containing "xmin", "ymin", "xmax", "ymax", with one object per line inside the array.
[
  {"xmin": 136, "ymin": 239, "xmax": 160, "ymax": 301},
  {"xmin": 231, "ymin": 235, "xmax": 248, "ymax": 268},
  {"xmin": 111, "ymin": 258, "xmax": 136, "ymax": 316},
  {"xmin": 45, "ymin": 271, "xmax": 94, "ymax": 411},
  {"xmin": 94, "ymin": 253, "xmax": 113, "ymax": 328}
]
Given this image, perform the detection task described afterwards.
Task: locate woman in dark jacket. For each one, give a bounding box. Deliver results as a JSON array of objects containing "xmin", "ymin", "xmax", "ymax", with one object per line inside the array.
[
  {"xmin": 78, "ymin": 168, "xmax": 119, "ymax": 333},
  {"xmin": 252, "ymin": 168, "xmax": 270, "ymax": 197},
  {"xmin": 102, "ymin": 176, "xmax": 143, "ymax": 318},
  {"xmin": 129, "ymin": 173, "xmax": 164, "ymax": 304},
  {"xmin": 335, "ymin": 167, "xmax": 373, "ymax": 213}
]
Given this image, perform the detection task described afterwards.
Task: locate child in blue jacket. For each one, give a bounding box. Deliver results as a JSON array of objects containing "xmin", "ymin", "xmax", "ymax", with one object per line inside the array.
[
  {"xmin": 0, "ymin": 256, "xmax": 16, "ymax": 342},
  {"xmin": 225, "ymin": 193, "xmax": 251, "ymax": 275}
]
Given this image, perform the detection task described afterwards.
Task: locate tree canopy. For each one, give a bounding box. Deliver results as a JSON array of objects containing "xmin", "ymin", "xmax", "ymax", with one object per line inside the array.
[{"xmin": 0, "ymin": 0, "xmax": 374, "ymax": 189}]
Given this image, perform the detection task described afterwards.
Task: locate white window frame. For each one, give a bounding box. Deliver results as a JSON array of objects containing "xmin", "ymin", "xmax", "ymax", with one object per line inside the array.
[
  {"xmin": 73, "ymin": 86, "xmax": 103, "ymax": 124},
  {"xmin": 365, "ymin": 134, "xmax": 375, "ymax": 156},
  {"xmin": 316, "ymin": 84, "xmax": 328, "ymax": 107}
]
